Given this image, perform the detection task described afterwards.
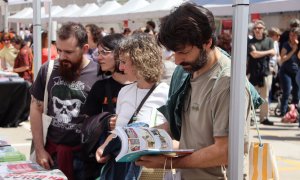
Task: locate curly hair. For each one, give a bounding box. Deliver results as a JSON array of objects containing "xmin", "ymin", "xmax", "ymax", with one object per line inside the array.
[
  {"xmin": 158, "ymin": 2, "xmax": 216, "ymax": 51},
  {"xmin": 116, "ymin": 33, "xmax": 163, "ymax": 83},
  {"xmin": 57, "ymin": 22, "xmax": 87, "ymax": 48}
]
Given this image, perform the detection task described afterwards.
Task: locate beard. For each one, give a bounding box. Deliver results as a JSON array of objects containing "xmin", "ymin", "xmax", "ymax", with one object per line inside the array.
[
  {"xmin": 181, "ymin": 49, "xmax": 208, "ymax": 73},
  {"xmin": 59, "ymin": 59, "xmax": 82, "ymax": 82}
]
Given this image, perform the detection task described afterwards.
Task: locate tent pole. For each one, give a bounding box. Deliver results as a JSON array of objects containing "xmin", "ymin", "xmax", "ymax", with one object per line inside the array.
[
  {"xmin": 45, "ymin": 1, "xmax": 52, "ymax": 62},
  {"xmin": 229, "ymin": 0, "xmax": 249, "ymax": 179},
  {"xmin": 4, "ymin": 2, "xmax": 8, "ymax": 32},
  {"xmin": 33, "ymin": 0, "xmax": 42, "ymax": 80}
]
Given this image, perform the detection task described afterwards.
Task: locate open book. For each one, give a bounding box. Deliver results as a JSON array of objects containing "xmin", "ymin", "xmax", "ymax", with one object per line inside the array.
[{"xmin": 111, "ymin": 126, "xmax": 194, "ymax": 162}]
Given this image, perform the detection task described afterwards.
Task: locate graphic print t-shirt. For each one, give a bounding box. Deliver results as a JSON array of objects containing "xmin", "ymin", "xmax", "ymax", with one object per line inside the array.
[
  {"xmin": 30, "ymin": 60, "xmax": 102, "ymax": 146},
  {"xmin": 82, "ymin": 77, "xmax": 126, "ymax": 116}
]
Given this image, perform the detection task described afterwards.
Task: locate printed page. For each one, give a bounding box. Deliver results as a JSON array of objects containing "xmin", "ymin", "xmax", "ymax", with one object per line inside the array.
[
  {"xmin": 0, "ymin": 161, "xmax": 45, "ymax": 174},
  {"xmin": 1, "ymin": 169, "xmax": 67, "ymax": 179}
]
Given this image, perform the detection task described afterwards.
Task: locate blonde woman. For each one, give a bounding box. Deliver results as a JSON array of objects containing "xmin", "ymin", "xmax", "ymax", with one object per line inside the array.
[{"xmin": 96, "ymin": 33, "xmax": 169, "ymax": 179}]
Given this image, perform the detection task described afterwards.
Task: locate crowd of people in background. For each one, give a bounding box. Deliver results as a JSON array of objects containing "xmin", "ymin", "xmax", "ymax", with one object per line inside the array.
[{"xmin": 1, "ymin": 2, "xmax": 300, "ymax": 179}]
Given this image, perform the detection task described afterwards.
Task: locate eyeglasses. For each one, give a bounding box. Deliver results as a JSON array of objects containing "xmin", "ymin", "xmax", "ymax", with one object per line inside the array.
[
  {"xmin": 3, "ymin": 39, "xmax": 10, "ymax": 42},
  {"xmin": 94, "ymin": 49, "xmax": 112, "ymax": 57}
]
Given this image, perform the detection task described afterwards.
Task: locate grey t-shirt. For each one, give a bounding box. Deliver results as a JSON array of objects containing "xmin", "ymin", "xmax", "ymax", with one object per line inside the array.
[
  {"xmin": 179, "ymin": 54, "xmax": 251, "ymax": 179},
  {"xmin": 30, "ymin": 60, "xmax": 102, "ymax": 146}
]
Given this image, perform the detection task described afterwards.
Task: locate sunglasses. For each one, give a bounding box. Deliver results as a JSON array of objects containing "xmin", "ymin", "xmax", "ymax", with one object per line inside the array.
[{"xmin": 253, "ymin": 27, "xmax": 264, "ymax": 30}]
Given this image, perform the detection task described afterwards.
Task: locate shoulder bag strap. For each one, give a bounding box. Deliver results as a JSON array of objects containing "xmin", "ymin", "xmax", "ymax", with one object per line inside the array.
[
  {"xmin": 129, "ymin": 83, "xmax": 158, "ymax": 124},
  {"xmin": 43, "ymin": 60, "xmax": 54, "ymax": 114}
]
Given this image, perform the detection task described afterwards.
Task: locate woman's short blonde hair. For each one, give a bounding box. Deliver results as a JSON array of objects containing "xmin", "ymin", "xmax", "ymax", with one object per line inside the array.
[{"xmin": 116, "ymin": 33, "xmax": 163, "ymax": 83}]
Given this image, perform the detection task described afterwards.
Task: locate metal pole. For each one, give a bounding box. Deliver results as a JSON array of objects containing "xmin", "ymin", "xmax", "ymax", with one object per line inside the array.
[
  {"xmin": 229, "ymin": 0, "xmax": 249, "ymax": 179},
  {"xmin": 33, "ymin": 0, "xmax": 42, "ymax": 80},
  {"xmin": 46, "ymin": 1, "xmax": 52, "ymax": 62},
  {"xmin": 4, "ymin": 2, "xmax": 8, "ymax": 32}
]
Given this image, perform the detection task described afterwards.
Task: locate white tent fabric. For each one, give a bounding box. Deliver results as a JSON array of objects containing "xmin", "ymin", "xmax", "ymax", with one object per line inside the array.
[
  {"xmin": 97, "ymin": 0, "xmax": 150, "ymax": 23},
  {"xmin": 128, "ymin": 0, "xmax": 185, "ymax": 20},
  {"xmin": 192, "ymin": 0, "xmax": 273, "ymax": 4},
  {"xmin": 8, "ymin": 6, "xmax": 63, "ymax": 23},
  {"xmin": 8, "ymin": 0, "xmax": 51, "ymax": 5},
  {"xmin": 80, "ymin": 1, "xmax": 122, "ymax": 23},
  {"xmin": 109, "ymin": 0, "xmax": 149, "ymax": 15},
  {"xmin": 203, "ymin": 0, "xmax": 300, "ymax": 16},
  {"xmin": 8, "ymin": 7, "xmax": 33, "ymax": 22},
  {"xmin": 58, "ymin": 3, "xmax": 100, "ymax": 23},
  {"xmin": 250, "ymin": 0, "xmax": 300, "ymax": 14},
  {"xmin": 52, "ymin": 4, "xmax": 81, "ymax": 19}
]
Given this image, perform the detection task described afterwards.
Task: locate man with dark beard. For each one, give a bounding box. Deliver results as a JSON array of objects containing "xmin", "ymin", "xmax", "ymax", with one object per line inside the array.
[
  {"xmin": 29, "ymin": 22, "xmax": 102, "ymax": 180},
  {"xmin": 135, "ymin": 3, "xmax": 252, "ymax": 179}
]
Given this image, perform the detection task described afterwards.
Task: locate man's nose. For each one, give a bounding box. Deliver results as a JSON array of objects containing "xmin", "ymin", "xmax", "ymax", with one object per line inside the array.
[
  {"xmin": 119, "ymin": 63, "xmax": 125, "ymax": 71},
  {"xmin": 174, "ymin": 53, "xmax": 184, "ymax": 65},
  {"xmin": 59, "ymin": 52, "xmax": 67, "ymax": 59}
]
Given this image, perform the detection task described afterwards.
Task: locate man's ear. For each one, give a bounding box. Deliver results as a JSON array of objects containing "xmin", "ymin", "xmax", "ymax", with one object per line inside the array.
[
  {"xmin": 82, "ymin": 44, "xmax": 89, "ymax": 53},
  {"xmin": 203, "ymin": 38, "xmax": 213, "ymax": 50}
]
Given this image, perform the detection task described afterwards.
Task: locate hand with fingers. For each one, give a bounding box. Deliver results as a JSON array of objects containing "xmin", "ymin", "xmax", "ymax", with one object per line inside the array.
[
  {"xmin": 36, "ymin": 149, "xmax": 54, "ymax": 170},
  {"xmin": 109, "ymin": 115, "xmax": 117, "ymax": 131},
  {"xmin": 95, "ymin": 143, "xmax": 111, "ymax": 163}
]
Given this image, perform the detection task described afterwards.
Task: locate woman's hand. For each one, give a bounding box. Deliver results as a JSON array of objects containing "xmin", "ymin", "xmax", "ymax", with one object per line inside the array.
[
  {"xmin": 95, "ymin": 134, "xmax": 114, "ymax": 163},
  {"xmin": 109, "ymin": 115, "xmax": 117, "ymax": 130},
  {"xmin": 95, "ymin": 144, "xmax": 110, "ymax": 163}
]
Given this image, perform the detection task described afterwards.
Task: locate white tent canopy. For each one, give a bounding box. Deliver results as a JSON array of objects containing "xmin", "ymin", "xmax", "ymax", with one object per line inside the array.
[
  {"xmin": 203, "ymin": 0, "xmax": 300, "ymax": 16},
  {"xmin": 58, "ymin": 3, "xmax": 100, "ymax": 23},
  {"xmin": 81, "ymin": 0, "xmax": 122, "ymax": 23},
  {"xmin": 8, "ymin": 7, "xmax": 33, "ymax": 22},
  {"xmin": 8, "ymin": 6, "xmax": 63, "ymax": 23},
  {"xmin": 52, "ymin": 4, "xmax": 81, "ymax": 19},
  {"xmin": 97, "ymin": 0, "xmax": 150, "ymax": 23},
  {"xmin": 128, "ymin": 0, "xmax": 185, "ymax": 20},
  {"xmin": 250, "ymin": 0, "xmax": 300, "ymax": 14}
]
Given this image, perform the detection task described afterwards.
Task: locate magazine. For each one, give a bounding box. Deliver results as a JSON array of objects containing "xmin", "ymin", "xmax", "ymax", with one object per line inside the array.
[
  {"xmin": 112, "ymin": 126, "xmax": 194, "ymax": 162},
  {"xmin": 0, "ymin": 146, "xmax": 26, "ymax": 162},
  {"xmin": 0, "ymin": 161, "xmax": 67, "ymax": 180}
]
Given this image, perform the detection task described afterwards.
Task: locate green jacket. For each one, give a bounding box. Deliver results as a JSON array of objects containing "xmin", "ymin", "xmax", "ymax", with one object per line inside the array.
[
  {"xmin": 158, "ymin": 66, "xmax": 190, "ymax": 140},
  {"xmin": 158, "ymin": 65, "xmax": 263, "ymax": 141}
]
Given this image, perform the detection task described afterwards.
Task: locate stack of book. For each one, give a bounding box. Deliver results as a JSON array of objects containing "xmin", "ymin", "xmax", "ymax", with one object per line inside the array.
[{"xmin": 0, "ymin": 139, "xmax": 26, "ymax": 162}]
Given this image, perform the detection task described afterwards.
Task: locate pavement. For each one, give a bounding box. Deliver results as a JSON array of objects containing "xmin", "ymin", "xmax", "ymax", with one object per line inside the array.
[
  {"xmin": 0, "ymin": 104, "xmax": 299, "ymax": 179},
  {"xmin": 250, "ymin": 115, "xmax": 300, "ymax": 180}
]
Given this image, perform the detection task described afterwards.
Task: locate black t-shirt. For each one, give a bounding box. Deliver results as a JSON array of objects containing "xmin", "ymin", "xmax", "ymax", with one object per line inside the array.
[
  {"xmin": 247, "ymin": 36, "xmax": 274, "ymax": 86},
  {"xmin": 82, "ymin": 77, "xmax": 126, "ymax": 116},
  {"xmin": 281, "ymin": 41, "xmax": 300, "ymax": 74},
  {"xmin": 30, "ymin": 60, "xmax": 102, "ymax": 146}
]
